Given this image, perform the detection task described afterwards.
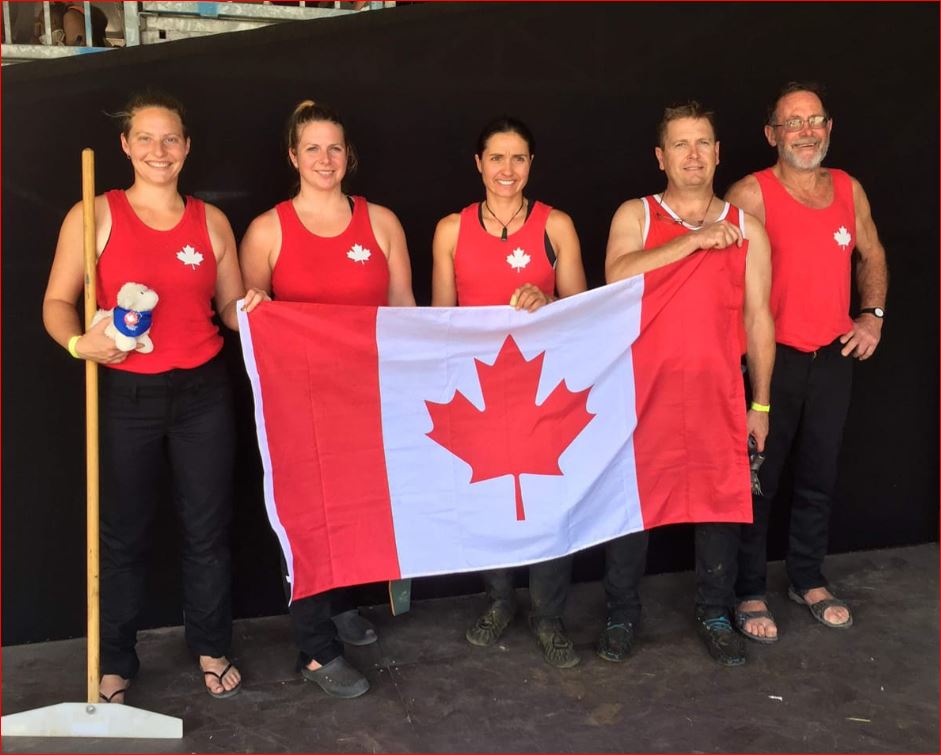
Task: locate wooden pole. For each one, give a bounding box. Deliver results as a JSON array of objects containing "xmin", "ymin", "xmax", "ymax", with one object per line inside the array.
[{"xmin": 81, "ymin": 148, "xmax": 100, "ymax": 706}]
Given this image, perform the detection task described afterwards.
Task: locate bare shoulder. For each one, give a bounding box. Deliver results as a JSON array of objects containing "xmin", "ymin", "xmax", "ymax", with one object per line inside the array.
[
  {"xmin": 203, "ymin": 200, "xmax": 234, "ymax": 232},
  {"xmin": 546, "ymin": 207, "xmax": 576, "ymax": 232},
  {"xmin": 725, "ymin": 174, "xmax": 762, "ymax": 207},
  {"xmin": 612, "ymin": 197, "xmax": 646, "ymax": 223},
  {"xmin": 245, "ymin": 206, "xmax": 281, "ymax": 236},
  {"xmin": 434, "ymin": 211, "xmax": 462, "ymax": 237},
  {"xmin": 366, "ymin": 201, "xmax": 403, "ymax": 232}
]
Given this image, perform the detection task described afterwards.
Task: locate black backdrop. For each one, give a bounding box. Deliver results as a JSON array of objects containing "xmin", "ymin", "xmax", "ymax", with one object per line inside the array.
[{"xmin": 3, "ymin": 2, "xmax": 938, "ymax": 645}]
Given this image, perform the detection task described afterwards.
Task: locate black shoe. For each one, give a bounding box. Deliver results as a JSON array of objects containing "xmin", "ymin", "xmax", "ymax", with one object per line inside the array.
[
  {"xmin": 301, "ymin": 656, "xmax": 370, "ymax": 698},
  {"xmin": 696, "ymin": 614, "xmax": 746, "ymax": 667},
  {"xmin": 332, "ymin": 609, "xmax": 378, "ymax": 646},
  {"xmin": 596, "ymin": 619, "xmax": 636, "ymax": 663},
  {"xmin": 466, "ymin": 601, "xmax": 516, "ymax": 647},
  {"xmin": 531, "ymin": 617, "xmax": 581, "ymax": 668}
]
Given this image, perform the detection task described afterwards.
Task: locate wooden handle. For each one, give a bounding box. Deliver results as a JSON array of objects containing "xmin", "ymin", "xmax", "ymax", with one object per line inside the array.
[{"xmin": 81, "ymin": 148, "xmax": 100, "ymax": 705}]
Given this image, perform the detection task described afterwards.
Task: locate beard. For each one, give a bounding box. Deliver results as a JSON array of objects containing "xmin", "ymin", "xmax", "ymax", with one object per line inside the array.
[{"xmin": 779, "ymin": 135, "xmax": 830, "ymax": 170}]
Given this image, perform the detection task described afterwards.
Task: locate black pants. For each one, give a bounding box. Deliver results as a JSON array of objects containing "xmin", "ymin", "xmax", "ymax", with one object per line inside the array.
[
  {"xmin": 604, "ymin": 523, "xmax": 740, "ymax": 622},
  {"xmin": 99, "ymin": 356, "xmax": 235, "ymax": 679},
  {"xmin": 482, "ymin": 555, "xmax": 572, "ymax": 622},
  {"xmin": 736, "ymin": 340, "xmax": 853, "ymax": 598},
  {"xmin": 279, "ymin": 554, "xmax": 366, "ymax": 667}
]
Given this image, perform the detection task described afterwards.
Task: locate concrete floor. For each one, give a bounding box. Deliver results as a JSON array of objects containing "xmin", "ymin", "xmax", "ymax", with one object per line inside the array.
[{"xmin": 2, "ymin": 544, "xmax": 938, "ymax": 753}]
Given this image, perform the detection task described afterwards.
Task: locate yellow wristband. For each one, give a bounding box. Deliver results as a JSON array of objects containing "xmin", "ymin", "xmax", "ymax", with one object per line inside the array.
[
  {"xmin": 67, "ymin": 335, "xmax": 81, "ymax": 359},
  {"xmin": 750, "ymin": 402, "xmax": 770, "ymax": 413}
]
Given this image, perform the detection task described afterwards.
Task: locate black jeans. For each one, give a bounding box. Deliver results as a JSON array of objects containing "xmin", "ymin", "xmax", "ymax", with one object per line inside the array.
[
  {"xmin": 604, "ymin": 524, "xmax": 740, "ymax": 622},
  {"xmin": 736, "ymin": 340, "xmax": 853, "ymax": 598},
  {"xmin": 482, "ymin": 555, "xmax": 572, "ymax": 622},
  {"xmin": 99, "ymin": 355, "xmax": 235, "ymax": 679}
]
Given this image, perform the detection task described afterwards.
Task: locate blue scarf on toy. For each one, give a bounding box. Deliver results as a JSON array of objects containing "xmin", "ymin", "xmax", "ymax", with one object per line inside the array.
[{"xmin": 113, "ymin": 306, "xmax": 152, "ymax": 337}]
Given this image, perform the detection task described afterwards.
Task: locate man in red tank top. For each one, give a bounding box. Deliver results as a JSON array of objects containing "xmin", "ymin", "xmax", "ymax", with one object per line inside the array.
[
  {"xmin": 603, "ymin": 102, "xmax": 774, "ymax": 667},
  {"xmin": 726, "ymin": 83, "xmax": 888, "ymax": 643}
]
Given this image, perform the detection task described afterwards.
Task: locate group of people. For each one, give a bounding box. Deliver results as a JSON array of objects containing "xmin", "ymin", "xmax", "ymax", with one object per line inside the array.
[{"xmin": 42, "ymin": 81, "xmax": 887, "ymax": 704}]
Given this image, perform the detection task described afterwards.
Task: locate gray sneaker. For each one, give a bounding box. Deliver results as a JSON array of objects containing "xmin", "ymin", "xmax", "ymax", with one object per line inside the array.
[
  {"xmin": 301, "ymin": 656, "xmax": 370, "ymax": 698},
  {"xmin": 332, "ymin": 609, "xmax": 378, "ymax": 646},
  {"xmin": 465, "ymin": 601, "xmax": 516, "ymax": 646},
  {"xmin": 531, "ymin": 617, "xmax": 581, "ymax": 668}
]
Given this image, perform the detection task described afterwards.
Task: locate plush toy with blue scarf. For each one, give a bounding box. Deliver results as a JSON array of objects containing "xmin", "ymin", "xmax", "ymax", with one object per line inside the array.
[{"xmin": 91, "ymin": 282, "xmax": 159, "ymax": 354}]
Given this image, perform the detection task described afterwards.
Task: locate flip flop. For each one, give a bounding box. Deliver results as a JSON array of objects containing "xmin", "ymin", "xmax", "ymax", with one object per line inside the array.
[
  {"xmin": 99, "ymin": 676, "xmax": 130, "ymax": 704},
  {"xmin": 734, "ymin": 602, "xmax": 779, "ymax": 644},
  {"xmin": 203, "ymin": 661, "xmax": 242, "ymax": 699},
  {"xmin": 788, "ymin": 587, "xmax": 854, "ymax": 629}
]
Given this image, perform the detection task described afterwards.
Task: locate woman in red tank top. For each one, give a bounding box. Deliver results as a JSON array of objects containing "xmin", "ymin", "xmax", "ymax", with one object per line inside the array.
[
  {"xmin": 239, "ymin": 100, "xmax": 415, "ymax": 699},
  {"xmin": 43, "ymin": 93, "xmax": 253, "ymax": 703},
  {"xmin": 431, "ymin": 117, "xmax": 588, "ymax": 668}
]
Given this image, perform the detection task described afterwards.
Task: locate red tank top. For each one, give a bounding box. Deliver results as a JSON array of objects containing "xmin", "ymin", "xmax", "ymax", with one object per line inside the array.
[
  {"xmin": 97, "ymin": 190, "xmax": 222, "ymax": 374},
  {"xmin": 453, "ymin": 201, "xmax": 555, "ymax": 306},
  {"xmin": 643, "ymin": 196, "xmax": 748, "ymax": 355},
  {"xmin": 754, "ymin": 168, "xmax": 855, "ymax": 351},
  {"xmin": 271, "ymin": 196, "xmax": 390, "ymax": 305},
  {"xmin": 630, "ymin": 196, "xmax": 751, "ymax": 524}
]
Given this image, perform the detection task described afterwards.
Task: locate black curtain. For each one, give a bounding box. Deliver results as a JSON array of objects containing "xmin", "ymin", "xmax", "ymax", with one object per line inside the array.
[{"xmin": 3, "ymin": 2, "xmax": 937, "ymax": 644}]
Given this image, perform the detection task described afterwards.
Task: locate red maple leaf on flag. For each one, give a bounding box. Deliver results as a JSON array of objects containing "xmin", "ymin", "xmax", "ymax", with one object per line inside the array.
[{"xmin": 425, "ymin": 335, "xmax": 595, "ymax": 521}]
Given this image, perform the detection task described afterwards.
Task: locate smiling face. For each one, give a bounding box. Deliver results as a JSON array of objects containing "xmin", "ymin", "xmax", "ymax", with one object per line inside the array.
[
  {"xmin": 765, "ymin": 90, "xmax": 832, "ymax": 171},
  {"xmin": 120, "ymin": 106, "xmax": 190, "ymax": 186},
  {"xmin": 289, "ymin": 119, "xmax": 349, "ymax": 191},
  {"xmin": 654, "ymin": 117, "xmax": 719, "ymax": 190},
  {"xmin": 475, "ymin": 130, "xmax": 533, "ymax": 199}
]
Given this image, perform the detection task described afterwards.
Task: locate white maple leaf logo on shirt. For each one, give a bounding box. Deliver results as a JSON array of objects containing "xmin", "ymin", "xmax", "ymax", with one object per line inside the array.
[
  {"xmin": 176, "ymin": 244, "xmax": 204, "ymax": 269},
  {"xmin": 833, "ymin": 226, "xmax": 852, "ymax": 249},
  {"xmin": 506, "ymin": 247, "xmax": 531, "ymax": 271},
  {"xmin": 347, "ymin": 243, "xmax": 371, "ymax": 264}
]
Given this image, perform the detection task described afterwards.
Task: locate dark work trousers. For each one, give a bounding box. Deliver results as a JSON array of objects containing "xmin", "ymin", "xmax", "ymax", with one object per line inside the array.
[
  {"xmin": 736, "ymin": 340, "xmax": 853, "ymax": 599},
  {"xmin": 279, "ymin": 556, "xmax": 343, "ymax": 668},
  {"xmin": 482, "ymin": 555, "xmax": 572, "ymax": 622},
  {"xmin": 603, "ymin": 531, "xmax": 649, "ymax": 624},
  {"xmin": 99, "ymin": 355, "xmax": 235, "ymax": 680},
  {"xmin": 695, "ymin": 523, "xmax": 741, "ymax": 618},
  {"xmin": 604, "ymin": 524, "xmax": 739, "ymax": 622}
]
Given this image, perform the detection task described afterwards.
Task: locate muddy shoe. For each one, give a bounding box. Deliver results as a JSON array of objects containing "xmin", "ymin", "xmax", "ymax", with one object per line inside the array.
[
  {"xmin": 332, "ymin": 609, "xmax": 378, "ymax": 646},
  {"xmin": 696, "ymin": 614, "xmax": 746, "ymax": 667},
  {"xmin": 532, "ymin": 617, "xmax": 580, "ymax": 668},
  {"xmin": 465, "ymin": 601, "xmax": 516, "ymax": 647},
  {"xmin": 596, "ymin": 619, "xmax": 636, "ymax": 663},
  {"xmin": 301, "ymin": 656, "xmax": 370, "ymax": 699}
]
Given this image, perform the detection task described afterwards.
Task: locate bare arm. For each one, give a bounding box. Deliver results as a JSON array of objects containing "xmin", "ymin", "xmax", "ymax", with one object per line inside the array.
[
  {"xmin": 604, "ymin": 198, "xmax": 744, "ymax": 283},
  {"xmin": 206, "ymin": 203, "xmax": 246, "ymax": 331},
  {"xmin": 238, "ymin": 208, "xmax": 279, "ymax": 312},
  {"xmin": 431, "ymin": 214, "xmax": 460, "ymax": 307},
  {"xmin": 839, "ymin": 178, "xmax": 888, "ymax": 359},
  {"xmin": 741, "ymin": 213, "xmax": 775, "ymax": 451},
  {"xmin": 724, "ymin": 175, "xmax": 765, "ymax": 225},
  {"xmin": 546, "ymin": 209, "xmax": 587, "ymax": 298},
  {"xmin": 42, "ymin": 197, "xmax": 127, "ymax": 364},
  {"xmin": 368, "ymin": 203, "xmax": 416, "ymax": 307}
]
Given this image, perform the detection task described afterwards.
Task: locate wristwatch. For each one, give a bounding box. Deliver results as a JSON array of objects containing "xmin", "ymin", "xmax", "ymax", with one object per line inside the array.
[{"xmin": 860, "ymin": 307, "xmax": 885, "ymax": 318}]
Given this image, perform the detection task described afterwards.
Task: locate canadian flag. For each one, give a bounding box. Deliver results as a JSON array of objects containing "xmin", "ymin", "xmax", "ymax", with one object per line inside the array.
[{"xmin": 238, "ymin": 263, "xmax": 751, "ymax": 602}]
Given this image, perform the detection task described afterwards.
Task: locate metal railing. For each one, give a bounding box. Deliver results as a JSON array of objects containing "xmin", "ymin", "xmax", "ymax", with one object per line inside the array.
[{"xmin": 1, "ymin": 1, "xmax": 394, "ymax": 64}]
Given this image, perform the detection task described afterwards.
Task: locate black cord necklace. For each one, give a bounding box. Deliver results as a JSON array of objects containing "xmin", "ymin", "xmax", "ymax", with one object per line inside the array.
[
  {"xmin": 484, "ymin": 198, "xmax": 526, "ymax": 241},
  {"xmin": 657, "ymin": 191, "xmax": 714, "ymax": 228}
]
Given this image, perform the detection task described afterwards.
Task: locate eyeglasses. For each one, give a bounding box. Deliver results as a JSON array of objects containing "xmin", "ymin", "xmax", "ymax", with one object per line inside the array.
[{"xmin": 769, "ymin": 115, "xmax": 830, "ymax": 132}]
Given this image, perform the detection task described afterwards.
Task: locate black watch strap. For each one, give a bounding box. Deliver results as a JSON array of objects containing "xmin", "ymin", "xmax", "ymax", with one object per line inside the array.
[{"xmin": 860, "ymin": 307, "xmax": 885, "ymax": 318}]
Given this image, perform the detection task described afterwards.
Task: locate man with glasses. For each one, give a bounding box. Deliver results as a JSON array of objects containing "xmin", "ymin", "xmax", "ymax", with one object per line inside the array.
[
  {"xmin": 601, "ymin": 101, "xmax": 774, "ymax": 666},
  {"xmin": 725, "ymin": 82, "xmax": 888, "ymax": 643}
]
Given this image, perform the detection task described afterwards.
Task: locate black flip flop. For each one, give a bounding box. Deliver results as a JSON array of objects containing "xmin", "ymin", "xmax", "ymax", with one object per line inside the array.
[{"xmin": 203, "ymin": 661, "xmax": 242, "ymax": 699}]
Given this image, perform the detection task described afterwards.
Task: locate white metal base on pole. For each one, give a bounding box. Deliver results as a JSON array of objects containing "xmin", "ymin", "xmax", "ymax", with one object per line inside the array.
[{"xmin": 1, "ymin": 702, "xmax": 182, "ymax": 738}]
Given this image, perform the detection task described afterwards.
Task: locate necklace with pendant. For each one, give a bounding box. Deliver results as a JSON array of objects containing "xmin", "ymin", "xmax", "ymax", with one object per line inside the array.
[{"xmin": 484, "ymin": 198, "xmax": 526, "ymax": 241}]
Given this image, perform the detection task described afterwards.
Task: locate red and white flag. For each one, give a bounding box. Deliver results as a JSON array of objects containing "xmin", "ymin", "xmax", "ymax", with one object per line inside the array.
[{"xmin": 238, "ymin": 263, "xmax": 751, "ymax": 602}]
